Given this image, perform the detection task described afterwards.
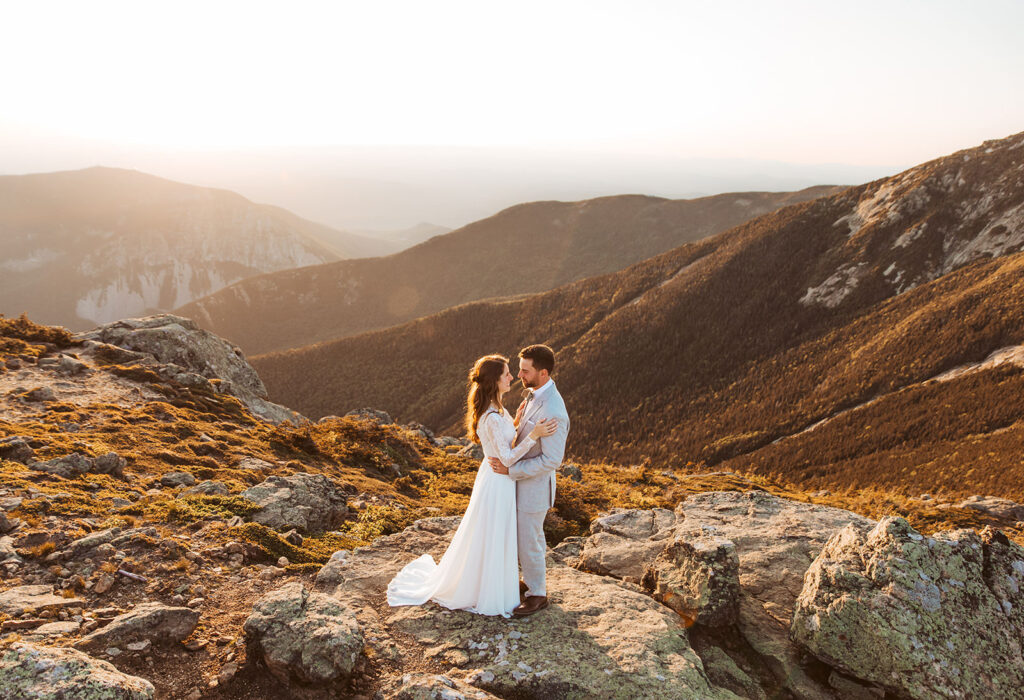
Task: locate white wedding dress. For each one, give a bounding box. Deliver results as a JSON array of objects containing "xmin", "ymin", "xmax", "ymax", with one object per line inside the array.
[{"xmin": 386, "ymin": 406, "xmax": 536, "ymax": 617}]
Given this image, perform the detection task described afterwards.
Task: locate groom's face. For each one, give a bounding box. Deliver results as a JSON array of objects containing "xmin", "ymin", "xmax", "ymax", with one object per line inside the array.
[{"xmin": 518, "ymin": 358, "xmax": 546, "ymax": 389}]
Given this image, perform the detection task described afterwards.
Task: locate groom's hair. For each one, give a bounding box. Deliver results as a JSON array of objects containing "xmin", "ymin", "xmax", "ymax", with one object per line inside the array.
[{"xmin": 519, "ymin": 344, "xmax": 554, "ymax": 374}]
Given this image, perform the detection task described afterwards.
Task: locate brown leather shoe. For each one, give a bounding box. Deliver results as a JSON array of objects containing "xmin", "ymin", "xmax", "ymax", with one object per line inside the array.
[
  {"xmin": 519, "ymin": 580, "xmax": 528, "ymax": 598},
  {"xmin": 512, "ymin": 595, "xmax": 548, "ymax": 617}
]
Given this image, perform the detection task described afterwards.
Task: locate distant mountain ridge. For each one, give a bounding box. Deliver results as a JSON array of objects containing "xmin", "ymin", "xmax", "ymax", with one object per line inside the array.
[
  {"xmin": 0, "ymin": 167, "xmax": 392, "ymax": 329},
  {"xmin": 250, "ymin": 130, "xmax": 1024, "ymax": 500},
  {"xmin": 176, "ymin": 186, "xmax": 842, "ymax": 354}
]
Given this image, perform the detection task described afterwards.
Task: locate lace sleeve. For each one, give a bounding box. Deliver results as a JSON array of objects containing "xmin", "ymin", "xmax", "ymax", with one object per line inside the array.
[{"xmin": 478, "ymin": 411, "xmax": 536, "ymax": 467}]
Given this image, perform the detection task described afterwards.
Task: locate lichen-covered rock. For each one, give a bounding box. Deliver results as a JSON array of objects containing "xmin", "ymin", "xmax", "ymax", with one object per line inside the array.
[
  {"xmin": 383, "ymin": 672, "xmax": 501, "ymax": 699},
  {"xmin": 74, "ymin": 602, "xmax": 199, "ymax": 651},
  {"xmin": 244, "ymin": 581, "xmax": 364, "ymax": 685},
  {"xmin": 241, "ymin": 472, "xmax": 350, "ymax": 532},
  {"xmin": 578, "ymin": 508, "xmax": 676, "ymax": 578},
  {"xmin": 0, "ymin": 642, "xmax": 154, "ymax": 699},
  {"xmin": 792, "ymin": 516, "xmax": 1024, "ymax": 699},
  {"xmin": 641, "ymin": 526, "xmax": 740, "ymax": 627},
  {"xmin": 576, "ymin": 491, "xmax": 875, "ymax": 699},
  {"xmin": 0, "ymin": 585, "xmax": 82, "ymax": 616},
  {"xmin": 75, "ymin": 314, "xmax": 303, "ymax": 424}
]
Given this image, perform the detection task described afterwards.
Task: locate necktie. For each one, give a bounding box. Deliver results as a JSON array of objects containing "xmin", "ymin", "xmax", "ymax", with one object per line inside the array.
[{"xmin": 523, "ymin": 390, "xmax": 534, "ymax": 412}]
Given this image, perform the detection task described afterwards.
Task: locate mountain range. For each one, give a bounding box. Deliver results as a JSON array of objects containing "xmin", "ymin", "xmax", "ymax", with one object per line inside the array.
[
  {"xmin": 176, "ymin": 186, "xmax": 840, "ymax": 355},
  {"xmin": 250, "ymin": 130, "xmax": 1024, "ymax": 500},
  {"xmin": 0, "ymin": 167, "xmax": 395, "ymax": 330}
]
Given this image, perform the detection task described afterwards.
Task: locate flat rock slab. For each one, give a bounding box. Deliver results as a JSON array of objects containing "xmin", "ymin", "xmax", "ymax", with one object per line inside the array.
[
  {"xmin": 0, "ymin": 585, "xmax": 82, "ymax": 616},
  {"xmin": 316, "ymin": 516, "xmax": 738, "ymax": 699},
  {"xmin": 0, "ymin": 641, "xmax": 154, "ymax": 699},
  {"xmin": 74, "ymin": 601, "xmax": 199, "ymax": 651}
]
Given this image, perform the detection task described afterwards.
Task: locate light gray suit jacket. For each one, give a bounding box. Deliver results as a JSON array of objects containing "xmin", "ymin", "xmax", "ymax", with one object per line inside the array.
[{"xmin": 509, "ymin": 380, "xmax": 570, "ymax": 513}]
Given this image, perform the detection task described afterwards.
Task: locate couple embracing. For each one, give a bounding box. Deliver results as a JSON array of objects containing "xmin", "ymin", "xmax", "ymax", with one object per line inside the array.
[{"xmin": 387, "ymin": 344, "xmax": 570, "ymax": 618}]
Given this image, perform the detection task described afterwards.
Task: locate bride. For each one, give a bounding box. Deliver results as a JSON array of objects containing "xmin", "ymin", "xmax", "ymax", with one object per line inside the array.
[{"xmin": 386, "ymin": 354, "xmax": 557, "ymax": 617}]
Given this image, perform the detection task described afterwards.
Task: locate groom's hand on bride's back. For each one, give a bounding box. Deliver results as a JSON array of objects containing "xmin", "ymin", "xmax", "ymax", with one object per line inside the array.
[{"xmin": 489, "ymin": 457, "xmax": 509, "ymax": 474}]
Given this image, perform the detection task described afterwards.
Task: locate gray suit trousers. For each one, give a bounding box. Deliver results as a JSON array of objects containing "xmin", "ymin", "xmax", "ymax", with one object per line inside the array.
[{"xmin": 517, "ymin": 507, "xmax": 548, "ymax": 596}]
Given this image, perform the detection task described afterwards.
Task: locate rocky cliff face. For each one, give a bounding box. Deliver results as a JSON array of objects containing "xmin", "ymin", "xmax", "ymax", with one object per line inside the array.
[{"xmin": 0, "ymin": 167, "xmax": 363, "ymax": 330}]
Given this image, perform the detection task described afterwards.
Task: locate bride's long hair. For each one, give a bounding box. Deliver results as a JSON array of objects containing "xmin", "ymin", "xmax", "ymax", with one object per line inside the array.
[{"xmin": 465, "ymin": 354, "xmax": 508, "ymax": 443}]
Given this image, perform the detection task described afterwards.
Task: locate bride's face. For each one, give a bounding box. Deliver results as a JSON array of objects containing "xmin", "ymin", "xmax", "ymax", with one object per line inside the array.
[{"xmin": 498, "ymin": 364, "xmax": 513, "ymax": 394}]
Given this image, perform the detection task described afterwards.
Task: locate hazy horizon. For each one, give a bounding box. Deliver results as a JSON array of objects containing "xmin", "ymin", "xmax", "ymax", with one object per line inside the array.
[{"xmin": 2, "ymin": 0, "xmax": 1022, "ymax": 228}]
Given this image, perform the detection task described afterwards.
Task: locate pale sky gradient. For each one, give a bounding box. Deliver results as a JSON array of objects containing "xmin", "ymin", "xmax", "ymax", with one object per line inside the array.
[{"xmin": 3, "ymin": 0, "xmax": 1023, "ymax": 170}]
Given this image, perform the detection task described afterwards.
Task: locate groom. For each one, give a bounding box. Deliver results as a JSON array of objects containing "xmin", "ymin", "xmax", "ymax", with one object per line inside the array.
[{"xmin": 489, "ymin": 344, "xmax": 570, "ymax": 617}]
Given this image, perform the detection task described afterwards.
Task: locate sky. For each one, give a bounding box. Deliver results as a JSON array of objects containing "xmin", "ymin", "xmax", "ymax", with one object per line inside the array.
[{"xmin": 1, "ymin": 1, "xmax": 1022, "ymax": 227}]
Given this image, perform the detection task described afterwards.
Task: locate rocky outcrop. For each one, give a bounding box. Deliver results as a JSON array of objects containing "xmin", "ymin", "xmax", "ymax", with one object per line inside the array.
[
  {"xmin": 74, "ymin": 602, "xmax": 199, "ymax": 652},
  {"xmin": 792, "ymin": 517, "xmax": 1024, "ymax": 699},
  {"xmin": 75, "ymin": 314, "xmax": 303, "ymax": 424},
  {"xmin": 578, "ymin": 507, "xmax": 676, "ymax": 579},
  {"xmin": 313, "ymin": 516, "xmax": 738, "ymax": 699},
  {"xmin": 241, "ymin": 472, "xmax": 350, "ymax": 532},
  {"xmin": 574, "ymin": 490, "xmax": 876, "ymax": 699},
  {"xmin": 243, "ymin": 581, "xmax": 364, "ymax": 685},
  {"xmin": 0, "ymin": 642, "xmax": 154, "ymax": 699}
]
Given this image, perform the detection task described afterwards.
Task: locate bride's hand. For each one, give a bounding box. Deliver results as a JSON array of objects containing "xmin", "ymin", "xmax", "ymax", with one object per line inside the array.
[
  {"xmin": 529, "ymin": 418, "xmax": 558, "ymax": 440},
  {"xmin": 514, "ymin": 399, "xmax": 528, "ymax": 426}
]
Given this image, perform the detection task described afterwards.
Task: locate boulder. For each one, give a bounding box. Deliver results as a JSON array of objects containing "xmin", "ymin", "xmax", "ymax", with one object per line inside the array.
[
  {"xmin": 0, "ymin": 435, "xmax": 35, "ymax": 463},
  {"xmin": 0, "ymin": 585, "xmax": 82, "ymax": 616},
  {"xmin": 75, "ymin": 314, "xmax": 303, "ymax": 424},
  {"xmin": 241, "ymin": 472, "xmax": 350, "ymax": 532},
  {"xmin": 0, "ymin": 511, "xmax": 20, "ymax": 534},
  {"xmin": 577, "ymin": 508, "xmax": 676, "ymax": 578},
  {"xmin": 63, "ymin": 528, "xmax": 121, "ymax": 558},
  {"xmin": 159, "ymin": 471, "xmax": 196, "ymax": 488},
  {"xmin": 22, "ymin": 386, "xmax": 56, "ymax": 402},
  {"xmin": 1, "ymin": 535, "xmax": 22, "ymax": 563},
  {"xmin": 457, "ymin": 443, "xmax": 484, "ymax": 461},
  {"xmin": 57, "ymin": 354, "xmax": 89, "ymax": 375},
  {"xmin": 792, "ymin": 517, "xmax": 1024, "ymax": 699},
  {"xmin": 181, "ymin": 480, "xmax": 230, "ymax": 497},
  {"xmin": 28, "ymin": 452, "xmax": 93, "ymax": 478},
  {"xmin": 0, "ymin": 642, "xmax": 154, "ymax": 699},
  {"xmin": 244, "ymin": 581, "xmax": 364, "ymax": 685},
  {"xmin": 641, "ymin": 526, "xmax": 740, "ymax": 627},
  {"xmin": 956, "ymin": 495, "xmax": 1024, "ymax": 521},
  {"xmin": 74, "ymin": 602, "xmax": 199, "ymax": 651},
  {"xmin": 345, "ymin": 408, "xmax": 394, "ymax": 425},
  {"xmin": 27, "ymin": 451, "xmax": 126, "ymax": 479}
]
